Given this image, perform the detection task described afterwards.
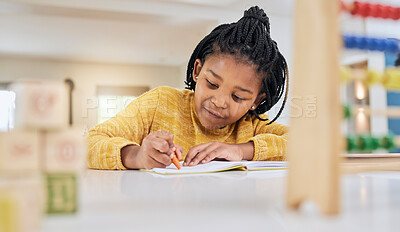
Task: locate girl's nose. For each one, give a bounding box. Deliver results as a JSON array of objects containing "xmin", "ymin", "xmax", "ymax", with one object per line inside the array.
[{"xmin": 211, "ymin": 95, "xmax": 228, "ymax": 109}]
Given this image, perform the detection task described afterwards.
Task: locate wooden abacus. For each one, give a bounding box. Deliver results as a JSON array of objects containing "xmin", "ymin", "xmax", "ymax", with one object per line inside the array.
[{"xmin": 287, "ymin": 0, "xmax": 400, "ymax": 215}]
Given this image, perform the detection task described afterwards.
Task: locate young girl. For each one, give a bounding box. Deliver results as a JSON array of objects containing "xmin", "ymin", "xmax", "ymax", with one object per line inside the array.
[{"xmin": 87, "ymin": 6, "xmax": 289, "ymax": 170}]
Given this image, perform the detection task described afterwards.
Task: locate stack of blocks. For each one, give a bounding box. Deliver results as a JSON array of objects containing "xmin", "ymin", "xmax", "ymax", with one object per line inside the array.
[{"xmin": 0, "ymin": 80, "xmax": 86, "ymax": 232}]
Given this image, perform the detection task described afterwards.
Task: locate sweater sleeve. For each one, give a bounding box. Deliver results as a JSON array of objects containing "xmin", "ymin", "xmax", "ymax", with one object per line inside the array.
[
  {"xmin": 87, "ymin": 88, "xmax": 160, "ymax": 170},
  {"xmin": 247, "ymin": 115, "xmax": 289, "ymax": 161}
]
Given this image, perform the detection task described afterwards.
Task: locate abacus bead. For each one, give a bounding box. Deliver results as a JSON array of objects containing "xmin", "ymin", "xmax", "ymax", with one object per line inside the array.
[
  {"xmin": 344, "ymin": 36, "xmax": 354, "ymax": 48},
  {"xmin": 382, "ymin": 39, "xmax": 390, "ymax": 52},
  {"xmin": 380, "ymin": 6, "xmax": 388, "ymax": 19},
  {"xmin": 362, "ymin": 3, "xmax": 371, "ymax": 17},
  {"xmin": 354, "ymin": 135, "xmax": 365, "ymax": 150},
  {"xmin": 380, "ymin": 135, "xmax": 395, "ymax": 150},
  {"xmin": 384, "ymin": 39, "xmax": 398, "ymax": 52},
  {"xmin": 343, "ymin": 104, "xmax": 352, "ymax": 119},
  {"xmin": 366, "ymin": 38, "xmax": 378, "ymax": 51},
  {"xmin": 347, "ymin": 136, "xmax": 357, "ymax": 152},
  {"xmin": 376, "ymin": 39, "xmax": 386, "ymax": 51},
  {"xmin": 371, "ymin": 137, "xmax": 380, "ymax": 150},
  {"xmin": 366, "ymin": 70, "xmax": 382, "ymax": 86},
  {"xmin": 370, "ymin": 4, "xmax": 379, "ymax": 17},
  {"xmin": 352, "ymin": 1, "xmax": 361, "ymax": 15},
  {"xmin": 361, "ymin": 37, "xmax": 368, "ymax": 49},
  {"xmin": 395, "ymin": 8, "xmax": 400, "ymax": 20},
  {"xmin": 389, "ymin": 7, "xmax": 397, "ymax": 20},
  {"xmin": 340, "ymin": 66, "xmax": 351, "ymax": 83},
  {"xmin": 377, "ymin": 5, "xmax": 385, "ymax": 18},
  {"xmin": 358, "ymin": 135, "xmax": 376, "ymax": 152},
  {"xmin": 349, "ymin": 36, "xmax": 357, "ymax": 49},
  {"xmin": 383, "ymin": 68, "xmax": 400, "ymax": 90},
  {"xmin": 354, "ymin": 37, "xmax": 365, "ymax": 49}
]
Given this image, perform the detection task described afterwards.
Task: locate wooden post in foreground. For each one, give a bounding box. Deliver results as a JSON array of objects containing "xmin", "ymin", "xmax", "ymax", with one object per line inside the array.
[{"xmin": 286, "ymin": 0, "xmax": 342, "ymax": 214}]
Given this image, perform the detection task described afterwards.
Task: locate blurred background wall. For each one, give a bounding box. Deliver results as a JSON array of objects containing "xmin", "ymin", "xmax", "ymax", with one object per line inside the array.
[{"xmin": 0, "ymin": 0, "xmax": 294, "ymax": 131}]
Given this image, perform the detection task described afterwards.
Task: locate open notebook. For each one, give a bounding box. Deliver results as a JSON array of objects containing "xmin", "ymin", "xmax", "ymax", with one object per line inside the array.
[{"xmin": 141, "ymin": 161, "xmax": 287, "ymax": 175}]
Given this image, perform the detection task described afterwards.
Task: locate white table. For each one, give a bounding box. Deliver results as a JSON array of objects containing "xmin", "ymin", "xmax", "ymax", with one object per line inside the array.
[{"xmin": 43, "ymin": 170, "xmax": 400, "ymax": 232}]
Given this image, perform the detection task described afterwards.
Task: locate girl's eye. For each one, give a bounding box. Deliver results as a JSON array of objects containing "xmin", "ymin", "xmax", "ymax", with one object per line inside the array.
[
  {"xmin": 233, "ymin": 95, "xmax": 245, "ymax": 101},
  {"xmin": 206, "ymin": 79, "xmax": 218, "ymax": 88}
]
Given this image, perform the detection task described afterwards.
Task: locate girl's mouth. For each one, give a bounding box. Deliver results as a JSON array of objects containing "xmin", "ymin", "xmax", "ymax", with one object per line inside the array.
[{"xmin": 204, "ymin": 107, "xmax": 224, "ymax": 119}]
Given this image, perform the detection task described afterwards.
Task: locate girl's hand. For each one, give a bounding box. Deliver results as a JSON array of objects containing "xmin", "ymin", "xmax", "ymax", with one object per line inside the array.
[
  {"xmin": 121, "ymin": 131, "xmax": 183, "ymax": 169},
  {"xmin": 183, "ymin": 142, "xmax": 254, "ymax": 166}
]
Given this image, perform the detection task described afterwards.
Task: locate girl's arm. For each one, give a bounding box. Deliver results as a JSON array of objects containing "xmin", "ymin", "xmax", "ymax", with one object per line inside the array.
[
  {"xmin": 87, "ymin": 89, "xmax": 159, "ymax": 170},
  {"xmin": 247, "ymin": 115, "xmax": 288, "ymax": 161}
]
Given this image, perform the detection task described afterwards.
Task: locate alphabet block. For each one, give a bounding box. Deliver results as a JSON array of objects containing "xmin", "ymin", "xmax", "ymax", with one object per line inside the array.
[
  {"xmin": 9, "ymin": 80, "xmax": 69, "ymax": 130},
  {"xmin": 0, "ymin": 130, "xmax": 40, "ymax": 172},
  {"xmin": 43, "ymin": 128, "xmax": 86, "ymax": 173},
  {"xmin": 0, "ymin": 175, "xmax": 45, "ymax": 232},
  {"xmin": 45, "ymin": 173, "xmax": 77, "ymax": 214}
]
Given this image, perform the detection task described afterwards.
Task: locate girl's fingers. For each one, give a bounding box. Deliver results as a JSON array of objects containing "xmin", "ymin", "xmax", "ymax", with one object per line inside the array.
[
  {"xmin": 154, "ymin": 131, "xmax": 174, "ymax": 147},
  {"xmin": 188, "ymin": 150, "xmax": 210, "ymax": 166},
  {"xmin": 184, "ymin": 143, "xmax": 211, "ymax": 166},
  {"xmin": 201, "ymin": 149, "xmax": 221, "ymax": 164},
  {"xmin": 174, "ymin": 144, "xmax": 184, "ymax": 160},
  {"xmin": 149, "ymin": 156, "xmax": 169, "ymax": 169},
  {"xmin": 151, "ymin": 138, "xmax": 171, "ymax": 154},
  {"xmin": 141, "ymin": 154, "xmax": 169, "ymax": 169},
  {"xmin": 149, "ymin": 149, "xmax": 172, "ymax": 166},
  {"xmin": 190, "ymin": 143, "xmax": 221, "ymax": 166}
]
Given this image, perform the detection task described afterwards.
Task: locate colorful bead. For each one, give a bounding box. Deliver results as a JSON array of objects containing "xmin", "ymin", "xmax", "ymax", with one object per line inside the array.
[
  {"xmin": 343, "ymin": 104, "xmax": 352, "ymax": 119},
  {"xmin": 346, "ymin": 134, "xmax": 396, "ymax": 152},
  {"xmin": 340, "ymin": 66, "xmax": 352, "ymax": 83},
  {"xmin": 358, "ymin": 135, "xmax": 379, "ymax": 152},
  {"xmin": 383, "ymin": 68, "xmax": 400, "ymax": 90},
  {"xmin": 347, "ymin": 136, "xmax": 357, "ymax": 152},
  {"xmin": 379, "ymin": 134, "xmax": 396, "ymax": 151},
  {"xmin": 343, "ymin": 35, "xmax": 400, "ymax": 53},
  {"xmin": 365, "ymin": 70, "xmax": 382, "ymax": 86},
  {"xmin": 348, "ymin": 1, "xmax": 400, "ymax": 20}
]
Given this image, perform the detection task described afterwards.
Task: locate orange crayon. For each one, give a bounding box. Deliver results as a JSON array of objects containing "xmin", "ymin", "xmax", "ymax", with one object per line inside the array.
[{"xmin": 171, "ymin": 150, "xmax": 181, "ymax": 170}]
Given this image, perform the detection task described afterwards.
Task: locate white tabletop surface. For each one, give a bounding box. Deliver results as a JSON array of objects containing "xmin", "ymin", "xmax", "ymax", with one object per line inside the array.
[{"xmin": 42, "ymin": 169, "xmax": 400, "ymax": 232}]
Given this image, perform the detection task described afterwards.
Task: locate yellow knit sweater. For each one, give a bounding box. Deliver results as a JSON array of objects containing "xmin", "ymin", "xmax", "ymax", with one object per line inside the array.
[{"xmin": 87, "ymin": 86, "xmax": 288, "ymax": 170}]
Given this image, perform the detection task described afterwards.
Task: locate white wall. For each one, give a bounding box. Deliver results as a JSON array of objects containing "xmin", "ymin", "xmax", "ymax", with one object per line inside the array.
[
  {"xmin": 0, "ymin": 12, "xmax": 294, "ymax": 131},
  {"xmin": 0, "ymin": 56, "xmax": 182, "ymax": 131},
  {"xmin": 267, "ymin": 15, "xmax": 293, "ymax": 125}
]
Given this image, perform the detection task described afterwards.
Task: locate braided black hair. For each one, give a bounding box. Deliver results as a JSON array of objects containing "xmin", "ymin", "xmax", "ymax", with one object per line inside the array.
[{"xmin": 185, "ymin": 6, "xmax": 289, "ymax": 125}]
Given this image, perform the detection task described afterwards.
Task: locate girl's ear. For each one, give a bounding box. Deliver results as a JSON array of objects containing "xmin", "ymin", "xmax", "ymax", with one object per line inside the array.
[
  {"xmin": 252, "ymin": 93, "xmax": 266, "ymax": 109},
  {"xmin": 193, "ymin": 59, "xmax": 203, "ymax": 83}
]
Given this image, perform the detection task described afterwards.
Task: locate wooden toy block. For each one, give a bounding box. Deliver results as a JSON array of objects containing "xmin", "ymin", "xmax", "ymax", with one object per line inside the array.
[
  {"xmin": 45, "ymin": 173, "xmax": 77, "ymax": 214},
  {"xmin": 43, "ymin": 128, "xmax": 86, "ymax": 173},
  {"xmin": 0, "ymin": 130, "xmax": 40, "ymax": 173},
  {"xmin": 0, "ymin": 174, "xmax": 45, "ymax": 232},
  {"xmin": 287, "ymin": 0, "xmax": 341, "ymax": 215},
  {"xmin": 15, "ymin": 176, "xmax": 46, "ymax": 232},
  {"xmin": 0, "ymin": 191, "xmax": 19, "ymax": 232},
  {"xmin": 9, "ymin": 80, "xmax": 69, "ymax": 130}
]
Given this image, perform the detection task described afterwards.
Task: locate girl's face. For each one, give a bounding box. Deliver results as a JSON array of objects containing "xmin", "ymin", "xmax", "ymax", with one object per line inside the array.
[{"xmin": 193, "ymin": 54, "xmax": 266, "ymax": 130}]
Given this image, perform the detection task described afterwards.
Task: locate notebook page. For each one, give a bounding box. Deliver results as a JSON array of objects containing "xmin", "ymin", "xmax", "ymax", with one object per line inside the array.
[
  {"xmin": 143, "ymin": 161, "xmax": 245, "ymax": 175},
  {"xmin": 240, "ymin": 161, "xmax": 287, "ymax": 171}
]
